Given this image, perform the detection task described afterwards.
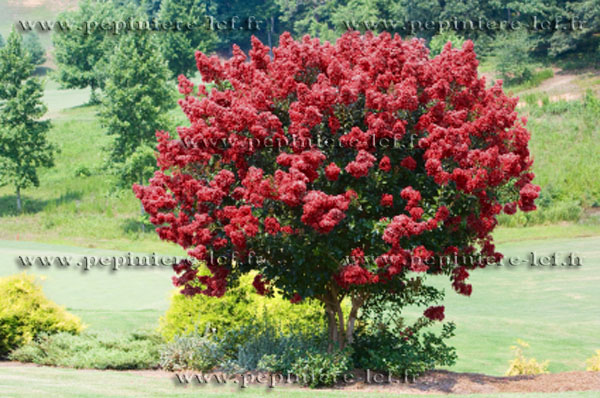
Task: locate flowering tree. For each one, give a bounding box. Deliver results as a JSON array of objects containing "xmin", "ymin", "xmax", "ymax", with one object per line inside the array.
[{"xmin": 134, "ymin": 31, "xmax": 539, "ymax": 349}]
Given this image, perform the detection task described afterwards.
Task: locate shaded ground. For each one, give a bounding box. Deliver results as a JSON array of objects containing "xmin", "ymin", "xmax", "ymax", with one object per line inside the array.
[{"xmin": 337, "ymin": 370, "xmax": 600, "ymax": 394}]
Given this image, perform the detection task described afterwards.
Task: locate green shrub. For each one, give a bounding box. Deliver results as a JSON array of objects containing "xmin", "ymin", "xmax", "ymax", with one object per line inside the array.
[
  {"xmin": 159, "ymin": 334, "xmax": 222, "ymax": 371},
  {"xmin": 352, "ymin": 285, "xmax": 456, "ymax": 378},
  {"xmin": 0, "ymin": 274, "xmax": 84, "ymax": 357},
  {"xmin": 505, "ymin": 339, "xmax": 549, "ymax": 376},
  {"xmin": 158, "ymin": 271, "xmax": 325, "ymax": 341},
  {"xmin": 586, "ymin": 350, "xmax": 600, "ymax": 371},
  {"xmin": 73, "ymin": 165, "xmax": 92, "ymax": 177},
  {"xmin": 290, "ymin": 349, "xmax": 353, "ymax": 388},
  {"xmin": 429, "ymin": 31, "xmax": 464, "ymax": 57},
  {"xmin": 223, "ymin": 315, "xmax": 327, "ymax": 372},
  {"xmin": 353, "ymin": 321, "xmax": 457, "ymax": 379},
  {"xmin": 9, "ymin": 330, "xmax": 161, "ymax": 369}
]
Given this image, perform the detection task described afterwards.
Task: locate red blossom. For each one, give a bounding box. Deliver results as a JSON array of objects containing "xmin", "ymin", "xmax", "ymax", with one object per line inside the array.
[
  {"xmin": 134, "ymin": 31, "xmax": 538, "ymax": 304},
  {"xmin": 423, "ymin": 305, "xmax": 445, "ymax": 321}
]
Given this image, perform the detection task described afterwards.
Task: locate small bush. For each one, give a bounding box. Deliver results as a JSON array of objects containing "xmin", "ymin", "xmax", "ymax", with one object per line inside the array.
[
  {"xmin": 505, "ymin": 339, "xmax": 549, "ymax": 376},
  {"xmin": 219, "ymin": 314, "xmax": 327, "ymax": 373},
  {"xmin": 0, "ymin": 274, "xmax": 84, "ymax": 357},
  {"xmin": 159, "ymin": 334, "xmax": 222, "ymax": 371},
  {"xmin": 290, "ymin": 349, "xmax": 353, "ymax": 388},
  {"xmin": 73, "ymin": 165, "xmax": 92, "ymax": 177},
  {"xmin": 353, "ymin": 284, "xmax": 456, "ymax": 379},
  {"xmin": 353, "ymin": 320, "xmax": 457, "ymax": 378},
  {"xmin": 9, "ymin": 330, "xmax": 161, "ymax": 369},
  {"xmin": 159, "ymin": 271, "xmax": 324, "ymax": 341},
  {"xmin": 586, "ymin": 350, "xmax": 600, "ymax": 371}
]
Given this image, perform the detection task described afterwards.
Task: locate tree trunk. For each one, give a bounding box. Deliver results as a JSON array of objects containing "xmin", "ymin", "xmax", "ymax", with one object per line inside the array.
[
  {"xmin": 16, "ymin": 186, "xmax": 22, "ymax": 213},
  {"xmin": 320, "ymin": 287, "xmax": 365, "ymax": 352}
]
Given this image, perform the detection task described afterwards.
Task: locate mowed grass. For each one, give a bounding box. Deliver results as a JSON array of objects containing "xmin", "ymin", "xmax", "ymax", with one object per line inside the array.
[
  {"xmin": 1, "ymin": 236, "xmax": 599, "ymax": 376},
  {"xmin": 0, "ymin": 366, "xmax": 600, "ymax": 398}
]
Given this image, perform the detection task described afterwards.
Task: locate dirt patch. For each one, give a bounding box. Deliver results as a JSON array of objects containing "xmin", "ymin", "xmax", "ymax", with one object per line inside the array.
[
  {"xmin": 335, "ymin": 370, "xmax": 600, "ymax": 394},
  {"xmin": 113, "ymin": 367, "xmax": 600, "ymax": 394}
]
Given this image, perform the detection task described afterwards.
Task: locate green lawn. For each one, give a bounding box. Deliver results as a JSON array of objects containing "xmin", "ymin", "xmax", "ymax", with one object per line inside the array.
[
  {"xmin": 1, "ymin": 235, "xmax": 599, "ymax": 376},
  {"xmin": 0, "ymin": 364, "xmax": 598, "ymax": 398}
]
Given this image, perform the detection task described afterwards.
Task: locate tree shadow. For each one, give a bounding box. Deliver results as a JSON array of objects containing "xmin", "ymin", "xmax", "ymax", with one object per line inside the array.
[
  {"xmin": 120, "ymin": 217, "xmax": 155, "ymax": 234},
  {"xmin": 409, "ymin": 370, "xmax": 536, "ymax": 394},
  {"xmin": 0, "ymin": 190, "xmax": 82, "ymax": 217}
]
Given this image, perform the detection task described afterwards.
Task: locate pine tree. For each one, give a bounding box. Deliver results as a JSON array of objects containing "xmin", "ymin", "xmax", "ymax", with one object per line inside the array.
[
  {"xmin": 157, "ymin": 0, "xmax": 217, "ymax": 78},
  {"xmin": 99, "ymin": 30, "xmax": 174, "ymax": 229},
  {"xmin": 100, "ymin": 32, "xmax": 173, "ymax": 166},
  {"xmin": 0, "ymin": 30, "xmax": 55, "ymax": 213}
]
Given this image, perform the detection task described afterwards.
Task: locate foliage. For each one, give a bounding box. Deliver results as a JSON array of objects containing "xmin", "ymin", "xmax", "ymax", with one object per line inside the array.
[
  {"xmin": 0, "ymin": 29, "xmax": 55, "ymax": 212},
  {"xmin": 290, "ymin": 349, "xmax": 353, "ymax": 388},
  {"xmin": 0, "ymin": 274, "xmax": 84, "ymax": 358},
  {"xmin": 157, "ymin": 0, "xmax": 217, "ymax": 78},
  {"xmin": 429, "ymin": 31, "xmax": 465, "ymax": 57},
  {"xmin": 159, "ymin": 271, "xmax": 325, "ymax": 341},
  {"xmin": 586, "ymin": 350, "xmax": 600, "ymax": 371},
  {"xmin": 159, "ymin": 333, "xmax": 222, "ymax": 371},
  {"xmin": 52, "ymin": 0, "xmax": 115, "ymax": 101},
  {"xmin": 207, "ymin": 0, "xmax": 282, "ymax": 52},
  {"xmin": 9, "ymin": 330, "xmax": 160, "ymax": 369},
  {"xmin": 505, "ymin": 339, "xmax": 549, "ymax": 376},
  {"xmin": 99, "ymin": 27, "xmax": 174, "ymax": 184},
  {"xmin": 494, "ymin": 30, "xmax": 535, "ymax": 84},
  {"xmin": 136, "ymin": 31, "xmax": 538, "ymax": 349},
  {"xmin": 0, "ymin": 33, "xmax": 5, "ymax": 48},
  {"xmin": 224, "ymin": 317, "xmax": 327, "ymax": 372},
  {"xmin": 353, "ymin": 285, "xmax": 456, "ymax": 377},
  {"xmin": 549, "ymin": 0, "xmax": 600, "ymax": 60},
  {"xmin": 22, "ymin": 33, "xmax": 45, "ymax": 66},
  {"xmin": 508, "ymin": 69, "xmax": 554, "ymax": 90}
]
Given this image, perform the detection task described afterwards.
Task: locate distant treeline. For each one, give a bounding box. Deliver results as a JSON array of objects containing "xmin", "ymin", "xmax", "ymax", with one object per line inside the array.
[{"xmin": 132, "ymin": 0, "xmax": 599, "ymax": 59}]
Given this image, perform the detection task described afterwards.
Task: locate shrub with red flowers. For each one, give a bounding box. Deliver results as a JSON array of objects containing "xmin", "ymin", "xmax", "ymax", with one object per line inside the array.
[{"xmin": 134, "ymin": 31, "xmax": 538, "ymax": 350}]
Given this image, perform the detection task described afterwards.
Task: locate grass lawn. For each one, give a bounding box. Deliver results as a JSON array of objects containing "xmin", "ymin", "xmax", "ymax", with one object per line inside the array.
[
  {"xmin": 0, "ymin": 365, "xmax": 599, "ymax": 398},
  {"xmin": 1, "ymin": 235, "xmax": 598, "ymax": 376}
]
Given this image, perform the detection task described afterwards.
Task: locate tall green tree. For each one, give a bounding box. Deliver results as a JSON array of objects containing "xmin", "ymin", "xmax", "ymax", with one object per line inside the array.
[
  {"xmin": 100, "ymin": 32, "xmax": 173, "ymax": 165},
  {"xmin": 99, "ymin": 30, "xmax": 174, "ymax": 227},
  {"xmin": 0, "ymin": 30, "xmax": 55, "ymax": 213},
  {"xmin": 52, "ymin": 0, "xmax": 115, "ymax": 103},
  {"xmin": 157, "ymin": 0, "xmax": 217, "ymax": 78},
  {"xmin": 23, "ymin": 32, "xmax": 46, "ymax": 66}
]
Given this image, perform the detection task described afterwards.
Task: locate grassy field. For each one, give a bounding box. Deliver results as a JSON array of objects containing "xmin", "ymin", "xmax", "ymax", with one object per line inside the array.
[
  {"xmin": 1, "ymin": 235, "xmax": 598, "ymax": 376},
  {"xmin": 0, "ymin": 365, "xmax": 599, "ymax": 398}
]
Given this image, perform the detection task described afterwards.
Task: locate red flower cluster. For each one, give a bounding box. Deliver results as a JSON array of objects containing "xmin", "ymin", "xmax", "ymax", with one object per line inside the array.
[
  {"xmin": 423, "ymin": 305, "xmax": 445, "ymax": 321},
  {"xmin": 134, "ymin": 31, "xmax": 538, "ymax": 302}
]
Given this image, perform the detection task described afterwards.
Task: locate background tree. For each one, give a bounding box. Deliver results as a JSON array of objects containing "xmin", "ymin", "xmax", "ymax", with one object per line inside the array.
[
  {"xmin": 0, "ymin": 30, "xmax": 55, "ymax": 213},
  {"xmin": 52, "ymin": 0, "xmax": 115, "ymax": 103},
  {"xmin": 135, "ymin": 32, "xmax": 539, "ymax": 350},
  {"xmin": 157, "ymin": 0, "xmax": 217, "ymax": 78},
  {"xmin": 22, "ymin": 32, "xmax": 46, "ymax": 66},
  {"xmin": 99, "ymin": 27, "xmax": 174, "ymax": 229},
  {"xmin": 494, "ymin": 30, "xmax": 536, "ymax": 84},
  {"xmin": 0, "ymin": 33, "xmax": 5, "ymax": 48}
]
